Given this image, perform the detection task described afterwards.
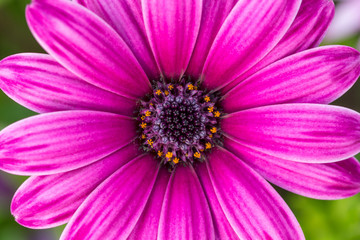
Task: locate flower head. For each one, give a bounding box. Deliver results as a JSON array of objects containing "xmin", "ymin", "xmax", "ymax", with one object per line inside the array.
[
  {"xmin": 138, "ymin": 77, "xmax": 222, "ymax": 166},
  {"xmin": 1, "ymin": 0, "xmax": 360, "ymax": 239}
]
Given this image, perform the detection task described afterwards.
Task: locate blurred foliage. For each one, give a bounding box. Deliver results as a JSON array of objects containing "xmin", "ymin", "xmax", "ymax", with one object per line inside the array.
[
  {"xmin": 276, "ymin": 186, "xmax": 360, "ymax": 240},
  {"xmin": 0, "ymin": 0, "xmax": 360, "ymax": 239},
  {"xmin": 287, "ymin": 193, "xmax": 360, "ymax": 240},
  {"xmin": 0, "ymin": 0, "xmax": 43, "ymax": 59}
]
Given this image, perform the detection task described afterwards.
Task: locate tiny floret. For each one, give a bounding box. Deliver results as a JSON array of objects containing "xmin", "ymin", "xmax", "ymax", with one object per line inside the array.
[
  {"xmin": 210, "ymin": 127, "xmax": 217, "ymax": 133},
  {"xmin": 166, "ymin": 152, "xmax": 173, "ymax": 159},
  {"xmin": 147, "ymin": 139, "xmax": 154, "ymax": 146},
  {"xmin": 145, "ymin": 111, "xmax": 151, "ymax": 117}
]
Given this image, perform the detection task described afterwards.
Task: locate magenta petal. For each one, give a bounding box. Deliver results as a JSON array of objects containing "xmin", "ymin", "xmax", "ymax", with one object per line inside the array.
[
  {"xmin": 201, "ymin": 0, "xmax": 301, "ymax": 90},
  {"xmin": 60, "ymin": 155, "xmax": 159, "ymax": 240},
  {"xmin": 11, "ymin": 143, "xmax": 140, "ymax": 229},
  {"xmin": 142, "ymin": 0, "xmax": 202, "ymax": 77},
  {"xmin": 206, "ymin": 147, "xmax": 304, "ymax": 239},
  {"xmin": 186, "ymin": 0, "xmax": 238, "ymax": 77},
  {"xmin": 74, "ymin": 0, "xmax": 86, "ymax": 6},
  {"xmin": 196, "ymin": 163, "xmax": 240, "ymax": 239},
  {"xmin": 158, "ymin": 165, "xmax": 215, "ymax": 240},
  {"xmin": 223, "ymin": 0, "xmax": 335, "ymax": 92},
  {"xmin": 222, "ymin": 104, "xmax": 360, "ymax": 163},
  {"xmin": 127, "ymin": 167, "xmax": 170, "ymax": 240},
  {"xmin": 223, "ymin": 46, "xmax": 360, "ymax": 112},
  {"xmin": 224, "ymin": 138, "xmax": 360, "ymax": 200},
  {"xmin": 0, "ymin": 53, "xmax": 136, "ymax": 115},
  {"xmin": 26, "ymin": 0, "xmax": 151, "ymax": 99},
  {"xmin": 79, "ymin": 0, "xmax": 159, "ymax": 78},
  {"xmin": 0, "ymin": 111, "xmax": 136, "ymax": 175}
]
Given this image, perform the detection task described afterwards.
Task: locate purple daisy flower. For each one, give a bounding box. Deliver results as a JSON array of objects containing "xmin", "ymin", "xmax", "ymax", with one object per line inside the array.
[{"xmin": 1, "ymin": 0, "xmax": 360, "ymax": 239}]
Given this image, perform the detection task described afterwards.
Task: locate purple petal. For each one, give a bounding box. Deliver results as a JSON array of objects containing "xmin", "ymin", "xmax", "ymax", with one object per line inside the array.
[
  {"xmin": 222, "ymin": 104, "xmax": 360, "ymax": 163},
  {"xmin": 201, "ymin": 0, "xmax": 301, "ymax": 90},
  {"xmin": 127, "ymin": 167, "xmax": 170, "ymax": 240},
  {"xmin": 0, "ymin": 111, "xmax": 136, "ymax": 175},
  {"xmin": 158, "ymin": 165, "xmax": 215, "ymax": 240},
  {"xmin": 60, "ymin": 155, "xmax": 159, "ymax": 240},
  {"xmin": 224, "ymin": 138, "xmax": 360, "ymax": 200},
  {"xmin": 206, "ymin": 147, "xmax": 304, "ymax": 239},
  {"xmin": 223, "ymin": 46, "xmax": 360, "ymax": 112},
  {"xmin": 186, "ymin": 0, "xmax": 238, "ymax": 77},
  {"xmin": 78, "ymin": 0, "xmax": 159, "ymax": 78},
  {"xmin": 74, "ymin": 0, "xmax": 86, "ymax": 6},
  {"xmin": 142, "ymin": 0, "xmax": 202, "ymax": 78},
  {"xmin": 11, "ymin": 143, "xmax": 141, "ymax": 229},
  {"xmin": 196, "ymin": 163, "xmax": 240, "ymax": 239},
  {"xmin": 26, "ymin": 0, "xmax": 151, "ymax": 99},
  {"xmin": 223, "ymin": 0, "xmax": 335, "ymax": 92},
  {"xmin": 0, "ymin": 53, "xmax": 136, "ymax": 115}
]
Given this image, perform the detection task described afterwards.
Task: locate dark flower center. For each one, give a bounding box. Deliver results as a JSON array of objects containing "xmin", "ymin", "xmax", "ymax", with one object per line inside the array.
[{"xmin": 136, "ymin": 76, "xmax": 223, "ymax": 169}]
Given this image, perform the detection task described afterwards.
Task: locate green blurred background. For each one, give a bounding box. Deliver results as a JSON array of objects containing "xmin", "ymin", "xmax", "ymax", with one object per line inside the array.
[{"xmin": 0, "ymin": 0, "xmax": 359, "ymax": 239}]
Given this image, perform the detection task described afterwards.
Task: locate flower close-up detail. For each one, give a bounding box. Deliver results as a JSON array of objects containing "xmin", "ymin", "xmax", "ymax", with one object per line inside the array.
[{"xmin": 1, "ymin": 0, "xmax": 360, "ymax": 239}]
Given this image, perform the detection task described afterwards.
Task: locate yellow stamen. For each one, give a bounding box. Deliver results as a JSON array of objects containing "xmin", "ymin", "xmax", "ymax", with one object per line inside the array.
[
  {"xmin": 164, "ymin": 90, "xmax": 169, "ymax": 96},
  {"xmin": 214, "ymin": 111, "xmax": 221, "ymax": 117},
  {"xmin": 166, "ymin": 152, "xmax": 173, "ymax": 159},
  {"xmin": 208, "ymin": 106, "xmax": 214, "ymax": 113},
  {"xmin": 145, "ymin": 111, "xmax": 151, "ymax": 117},
  {"xmin": 141, "ymin": 115, "xmax": 145, "ymax": 120},
  {"xmin": 150, "ymin": 103, "xmax": 154, "ymax": 106},
  {"xmin": 194, "ymin": 86, "xmax": 198, "ymax": 90},
  {"xmin": 168, "ymin": 84, "xmax": 174, "ymax": 90},
  {"xmin": 210, "ymin": 127, "xmax": 217, "ymax": 133},
  {"xmin": 141, "ymin": 134, "xmax": 146, "ymax": 139},
  {"xmin": 194, "ymin": 152, "xmax": 201, "ymax": 158},
  {"xmin": 204, "ymin": 96, "xmax": 210, "ymax": 102},
  {"xmin": 140, "ymin": 122, "xmax": 147, "ymax": 129},
  {"xmin": 156, "ymin": 89, "xmax": 162, "ymax": 95},
  {"xmin": 205, "ymin": 142, "xmax": 212, "ymax": 149},
  {"xmin": 147, "ymin": 139, "xmax": 153, "ymax": 146},
  {"xmin": 157, "ymin": 151, "xmax": 163, "ymax": 157},
  {"xmin": 188, "ymin": 84, "xmax": 194, "ymax": 90},
  {"xmin": 209, "ymin": 134, "xmax": 213, "ymax": 138},
  {"xmin": 173, "ymin": 157, "xmax": 179, "ymax": 164}
]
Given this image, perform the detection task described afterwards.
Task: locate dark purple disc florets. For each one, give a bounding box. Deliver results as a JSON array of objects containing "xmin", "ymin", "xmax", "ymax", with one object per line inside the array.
[{"xmin": 136, "ymin": 76, "xmax": 223, "ymax": 168}]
